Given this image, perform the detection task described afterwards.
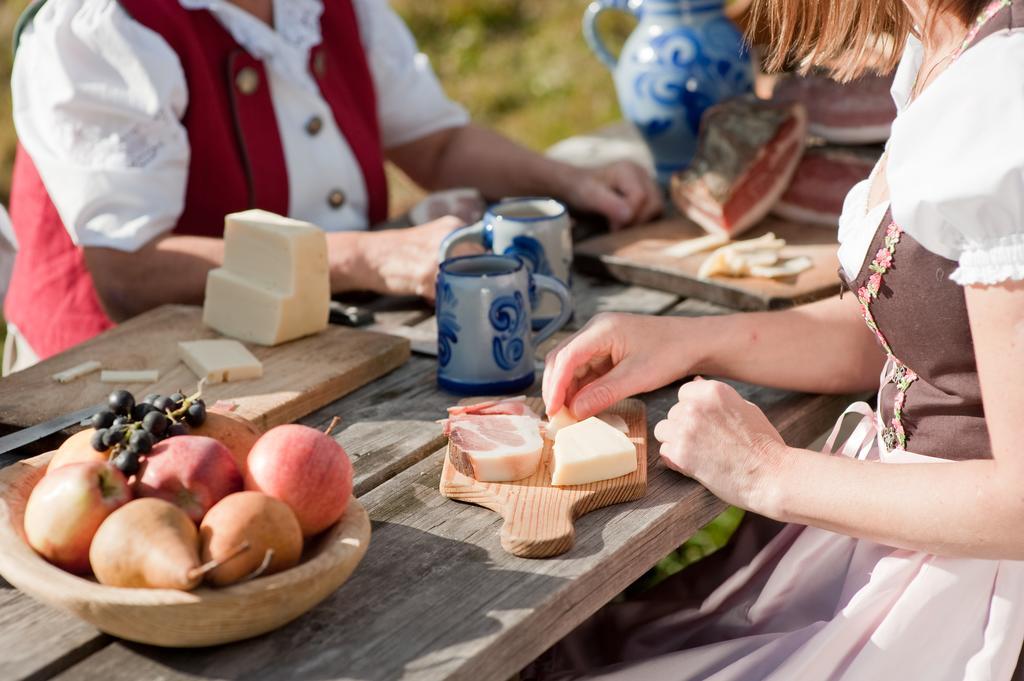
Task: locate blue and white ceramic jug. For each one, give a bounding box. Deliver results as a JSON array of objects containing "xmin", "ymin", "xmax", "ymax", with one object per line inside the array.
[{"xmin": 583, "ymin": 0, "xmax": 754, "ymax": 184}]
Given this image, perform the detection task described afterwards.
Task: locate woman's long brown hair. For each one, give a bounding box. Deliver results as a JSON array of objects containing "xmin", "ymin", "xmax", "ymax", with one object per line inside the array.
[{"xmin": 748, "ymin": 0, "xmax": 988, "ymax": 79}]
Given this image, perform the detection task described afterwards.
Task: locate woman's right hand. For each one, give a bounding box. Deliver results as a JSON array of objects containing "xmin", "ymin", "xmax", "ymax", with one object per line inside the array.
[{"xmin": 542, "ymin": 313, "xmax": 695, "ymax": 419}]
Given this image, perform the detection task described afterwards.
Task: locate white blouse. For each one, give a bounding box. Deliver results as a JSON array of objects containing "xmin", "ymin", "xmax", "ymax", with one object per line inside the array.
[
  {"xmin": 11, "ymin": 0, "xmax": 469, "ymax": 252},
  {"xmin": 838, "ymin": 30, "xmax": 1024, "ymax": 286}
]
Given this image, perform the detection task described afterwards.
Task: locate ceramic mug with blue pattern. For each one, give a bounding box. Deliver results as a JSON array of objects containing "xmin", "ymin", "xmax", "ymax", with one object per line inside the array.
[
  {"xmin": 438, "ymin": 197, "xmax": 573, "ymax": 330},
  {"xmin": 436, "ymin": 254, "xmax": 572, "ymax": 396}
]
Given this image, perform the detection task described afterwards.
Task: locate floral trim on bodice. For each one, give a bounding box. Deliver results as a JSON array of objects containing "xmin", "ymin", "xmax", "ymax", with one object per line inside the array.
[
  {"xmin": 957, "ymin": 0, "xmax": 1013, "ymax": 56},
  {"xmin": 856, "ymin": 223, "xmax": 919, "ymax": 450}
]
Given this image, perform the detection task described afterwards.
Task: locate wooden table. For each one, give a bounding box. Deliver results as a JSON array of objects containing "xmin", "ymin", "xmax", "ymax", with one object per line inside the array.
[{"xmin": 0, "ymin": 274, "xmax": 855, "ymax": 681}]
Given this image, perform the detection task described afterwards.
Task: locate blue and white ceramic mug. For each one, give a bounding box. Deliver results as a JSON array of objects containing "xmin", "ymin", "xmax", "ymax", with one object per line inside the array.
[
  {"xmin": 436, "ymin": 254, "xmax": 572, "ymax": 396},
  {"xmin": 438, "ymin": 197, "xmax": 573, "ymax": 329}
]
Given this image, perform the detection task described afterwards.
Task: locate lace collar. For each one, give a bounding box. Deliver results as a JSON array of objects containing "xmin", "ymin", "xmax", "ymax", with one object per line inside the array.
[{"xmin": 179, "ymin": 0, "xmax": 324, "ymax": 94}]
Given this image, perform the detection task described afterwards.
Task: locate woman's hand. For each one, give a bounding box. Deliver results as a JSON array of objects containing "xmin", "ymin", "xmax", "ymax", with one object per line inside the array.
[
  {"xmin": 655, "ymin": 378, "xmax": 785, "ymax": 512},
  {"xmin": 563, "ymin": 161, "xmax": 663, "ymax": 231},
  {"xmin": 542, "ymin": 312, "xmax": 695, "ymax": 419}
]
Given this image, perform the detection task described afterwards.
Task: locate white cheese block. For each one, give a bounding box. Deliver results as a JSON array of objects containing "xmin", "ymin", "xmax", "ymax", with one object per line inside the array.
[
  {"xmin": 203, "ymin": 209, "xmax": 329, "ymax": 346},
  {"xmin": 552, "ymin": 417, "xmax": 637, "ymax": 486},
  {"xmin": 100, "ymin": 369, "xmax": 160, "ymax": 383},
  {"xmin": 178, "ymin": 339, "xmax": 263, "ymax": 384}
]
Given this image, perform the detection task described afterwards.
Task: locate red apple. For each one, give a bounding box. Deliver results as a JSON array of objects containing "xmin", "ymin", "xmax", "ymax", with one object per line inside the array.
[
  {"xmin": 245, "ymin": 425, "xmax": 352, "ymax": 536},
  {"xmin": 136, "ymin": 436, "xmax": 242, "ymax": 523},
  {"xmin": 24, "ymin": 461, "xmax": 131, "ymax": 574}
]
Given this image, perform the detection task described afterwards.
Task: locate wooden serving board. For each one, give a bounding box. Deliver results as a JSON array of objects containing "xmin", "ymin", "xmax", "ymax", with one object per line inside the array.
[
  {"xmin": 0, "ymin": 305, "xmax": 410, "ymax": 432},
  {"xmin": 440, "ymin": 398, "xmax": 647, "ymax": 558},
  {"xmin": 575, "ymin": 215, "xmax": 842, "ymax": 310}
]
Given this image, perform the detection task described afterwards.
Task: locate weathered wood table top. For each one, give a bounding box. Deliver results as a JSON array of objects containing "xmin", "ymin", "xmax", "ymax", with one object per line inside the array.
[
  {"xmin": 0, "ymin": 275, "xmax": 854, "ymax": 681},
  {"xmin": 0, "ymin": 129, "xmax": 855, "ymax": 681}
]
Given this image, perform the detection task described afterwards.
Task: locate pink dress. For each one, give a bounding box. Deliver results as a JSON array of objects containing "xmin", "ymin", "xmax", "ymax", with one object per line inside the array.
[{"xmin": 532, "ymin": 2, "xmax": 1024, "ymax": 679}]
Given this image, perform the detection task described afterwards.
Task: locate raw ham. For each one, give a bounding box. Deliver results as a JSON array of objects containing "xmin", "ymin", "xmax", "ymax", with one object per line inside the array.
[
  {"xmin": 445, "ymin": 414, "xmax": 544, "ymax": 482},
  {"xmin": 446, "ymin": 396, "xmax": 540, "ymax": 420},
  {"xmin": 771, "ymin": 71, "xmax": 897, "ymax": 145},
  {"xmin": 773, "ymin": 145, "xmax": 881, "ymax": 227},
  {"xmin": 670, "ymin": 97, "xmax": 808, "ymax": 239}
]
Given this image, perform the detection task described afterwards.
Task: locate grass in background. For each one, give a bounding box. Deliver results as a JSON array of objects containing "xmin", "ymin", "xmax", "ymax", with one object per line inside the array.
[{"xmin": 0, "ymin": 0, "xmax": 738, "ymax": 579}]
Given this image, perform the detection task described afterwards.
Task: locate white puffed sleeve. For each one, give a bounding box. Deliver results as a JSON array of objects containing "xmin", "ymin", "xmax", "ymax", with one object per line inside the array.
[
  {"xmin": 887, "ymin": 31, "xmax": 1024, "ymax": 286},
  {"xmin": 353, "ymin": 0, "xmax": 469, "ymax": 148},
  {"xmin": 11, "ymin": 0, "xmax": 190, "ymax": 252}
]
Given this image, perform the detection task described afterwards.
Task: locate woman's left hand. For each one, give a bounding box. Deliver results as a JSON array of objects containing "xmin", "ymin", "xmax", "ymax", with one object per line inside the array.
[
  {"xmin": 565, "ymin": 161, "xmax": 663, "ymax": 230},
  {"xmin": 654, "ymin": 378, "xmax": 786, "ymax": 513}
]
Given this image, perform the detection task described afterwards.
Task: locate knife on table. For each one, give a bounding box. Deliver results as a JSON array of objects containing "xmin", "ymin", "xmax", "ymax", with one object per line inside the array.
[{"xmin": 0, "ymin": 404, "xmax": 103, "ymax": 465}]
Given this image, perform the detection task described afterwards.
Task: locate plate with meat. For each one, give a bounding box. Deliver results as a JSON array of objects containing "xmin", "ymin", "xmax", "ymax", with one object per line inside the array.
[{"xmin": 440, "ymin": 396, "xmax": 647, "ymax": 559}]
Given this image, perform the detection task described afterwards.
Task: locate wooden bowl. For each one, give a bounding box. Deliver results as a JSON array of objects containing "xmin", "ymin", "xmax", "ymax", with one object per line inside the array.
[{"xmin": 0, "ymin": 451, "xmax": 371, "ymax": 647}]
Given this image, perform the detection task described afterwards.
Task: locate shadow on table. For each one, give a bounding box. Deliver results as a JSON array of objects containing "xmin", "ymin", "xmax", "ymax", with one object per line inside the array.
[{"xmin": 122, "ymin": 522, "xmax": 570, "ymax": 681}]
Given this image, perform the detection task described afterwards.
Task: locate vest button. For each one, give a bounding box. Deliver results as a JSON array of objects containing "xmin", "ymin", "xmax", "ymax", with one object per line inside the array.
[
  {"xmin": 305, "ymin": 116, "xmax": 323, "ymax": 136},
  {"xmin": 327, "ymin": 189, "xmax": 346, "ymax": 209},
  {"xmin": 235, "ymin": 67, "xmax": 260, "ymax": 95}
]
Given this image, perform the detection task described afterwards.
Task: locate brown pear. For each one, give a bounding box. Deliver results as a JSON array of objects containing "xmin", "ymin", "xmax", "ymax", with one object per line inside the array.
[
  {"xmin": 47, "ymin": 429, "xmax": 109, "ymax": 473},
  {"xmin": 200, "ymin": 491, "xmax": 303, "ymax": 587},
  {"xmin": 189, "ymin": 410, "xmax": 262, "ymax": 476},
  {"xmin": 90, "ymin": 498, "xmax": 202, "ymax": 590}
]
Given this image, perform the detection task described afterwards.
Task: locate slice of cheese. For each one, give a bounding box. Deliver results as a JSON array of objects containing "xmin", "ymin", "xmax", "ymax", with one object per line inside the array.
[
  {"xmin": 178, "ymin": 339, "xmax": 263, "ymax": 384},
  {"xmin": 552, "ymin": 417, "xmax": 637, "ymax": 486},
  {"xmin": 52, "ymin": 360, "xmax": 102, "ymax": 384},
  {"xmin": 203, "ymin": 210, "xmax": 329, "ymax": 346},
  {"xmin": 101, "ymin": 369, "xmax": 160, "ymax": 383},
  {"xmin": 545, "ymin": 407, "xmax": 578, "ymax": 438}
]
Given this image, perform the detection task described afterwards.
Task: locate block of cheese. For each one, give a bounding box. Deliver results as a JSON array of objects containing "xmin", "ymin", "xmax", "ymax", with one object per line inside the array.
[
  {"xmin": 178, "ymin": 339, "xmax": 263, "ymax": 384},
  {"xmin": 203, "ymin": 210, "xmax": 329, "ymax": 346},
  {"xmin": 552, "ymin": 417, "xmax": 637, "ymax": 486}
]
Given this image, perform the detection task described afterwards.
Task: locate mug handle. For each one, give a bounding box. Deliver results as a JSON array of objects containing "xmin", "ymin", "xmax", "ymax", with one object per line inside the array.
[
  {"xmin": 531, "ymin": 274, "xmax": 573, "ymax": 346},
  {"xmin": 438, "ymin": 220, "xmax": 486, "ymax": 263}
]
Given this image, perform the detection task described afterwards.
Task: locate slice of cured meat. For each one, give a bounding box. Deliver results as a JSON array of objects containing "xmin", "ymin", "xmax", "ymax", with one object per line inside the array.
[
  {"xmin": 771, "ymin": 71, "xmax": 896, "ymax": 145},
  {"xmin": 773, "ymin": 145, "xmax": 882, "ymax": 227},
  {"xmin": 445, "ymin": 414, "xmax": 544, "ymax": 482},
  {"xmin": 670, "ymin": 97, "xmax": 808, "ymax": 239},
  {"xmin": 446, "ymin": 396, "xmax": 540, "ymax": 419}
]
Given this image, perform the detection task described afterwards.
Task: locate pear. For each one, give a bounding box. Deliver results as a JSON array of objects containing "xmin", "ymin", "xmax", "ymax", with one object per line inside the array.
[
  {"xmin": 90, "ymin": 498, "xmax": 204, "ymax": 590},
  {"xmin": 200, "ymin": 491, "xmax": 303, "ymax": 587}
]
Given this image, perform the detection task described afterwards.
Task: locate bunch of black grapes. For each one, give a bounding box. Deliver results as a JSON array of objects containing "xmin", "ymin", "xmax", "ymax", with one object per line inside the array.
[{"xmin": 89, "ymin": 389, "xmax": 207, "ymax": 476}]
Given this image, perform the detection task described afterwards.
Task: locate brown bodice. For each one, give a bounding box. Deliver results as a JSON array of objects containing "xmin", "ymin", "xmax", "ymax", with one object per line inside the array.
[{"xmin": 842, "ymin": 211, "xmax": 990, "ymax": 460}]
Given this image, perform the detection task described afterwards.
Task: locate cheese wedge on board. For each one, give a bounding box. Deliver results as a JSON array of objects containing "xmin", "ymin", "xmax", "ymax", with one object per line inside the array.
[
  {"xmin": 552, "ymin": 417, "xmax": 637, "ymax": 486},
  {"xmin": 203, "ymin": 210, "xmax": 329, "ymax": 346},
  {"xmin": 177, "ymin": 339, "xmax": 263, "ymax": 384}
]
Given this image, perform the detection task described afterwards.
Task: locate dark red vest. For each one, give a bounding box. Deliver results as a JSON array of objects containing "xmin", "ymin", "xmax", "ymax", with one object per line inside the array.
[{"xmin": 6, "ymin": 0, "xmax": 388, "ymax": 359}]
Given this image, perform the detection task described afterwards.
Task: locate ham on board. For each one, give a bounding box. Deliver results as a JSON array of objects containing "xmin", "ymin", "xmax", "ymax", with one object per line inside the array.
[
  {"xmin": 773, "ymin": 145, "xmax": 882, "ymax": 227},
  {"xmin": 446, "ymin": 396, "xmax": 540, "ymax": 419},
  {"xmin": 444, "ymin": 399, "xmax": 544, "ymax": 482},
  {"xmin": 771, "ymin": 70, "xmax": 897, "ymax": 145},
  {"xmin": 670, "ymin": 96, "xmax": 808, "ymax": 239}
]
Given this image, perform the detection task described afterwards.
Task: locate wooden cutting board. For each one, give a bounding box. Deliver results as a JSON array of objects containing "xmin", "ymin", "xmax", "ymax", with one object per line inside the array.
[
  {"xmin": 0, "ymin": 305, "xmax": 410, "ymax": 432},
  {"xmin": 440, "ymin": 398, "xmax": 647, "ymax": 558},
  {"xmin": 575, "ymin": 215, "xmax": 842, "ymax": 310}
]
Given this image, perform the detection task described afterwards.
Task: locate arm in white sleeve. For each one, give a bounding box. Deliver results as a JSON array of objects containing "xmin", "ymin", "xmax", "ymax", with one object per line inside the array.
[
  {"xmin": 12, "ymin": 0, "xmax": 190, "ymax": 253},
  {"xmin": 353, "ymin": 0, "xmax": 469, "ymax": 149},
  {"xmin": 888, "ymin": 31, "xmax": 1024, "ymax": 286}
]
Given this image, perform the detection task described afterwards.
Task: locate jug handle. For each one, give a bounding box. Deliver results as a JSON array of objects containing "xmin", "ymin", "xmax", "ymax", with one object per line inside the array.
[{"xmin": 582, "ymin": 0, "xmax": 638, "ymax": 70}]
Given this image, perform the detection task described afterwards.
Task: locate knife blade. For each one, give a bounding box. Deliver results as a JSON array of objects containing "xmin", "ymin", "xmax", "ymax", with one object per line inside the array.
[{"xmin": 0, "ymin": 403, "xmax": 104, "ymax": 464}]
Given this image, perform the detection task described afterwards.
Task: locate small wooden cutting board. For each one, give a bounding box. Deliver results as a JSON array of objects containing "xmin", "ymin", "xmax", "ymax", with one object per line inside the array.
[
  {"xmin": 0, "ymin": 305, "xmax": 410, "ymax": 433},
  {"xmin": 440, "ymin": 398, "xmax": 647, "ymax": 558},
  {"xmin": 575, "ymin": 215, "xmax": 842, "ymax": 310}
]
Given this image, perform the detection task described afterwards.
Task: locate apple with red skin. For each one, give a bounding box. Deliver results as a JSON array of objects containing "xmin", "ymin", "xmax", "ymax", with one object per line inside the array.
[
  {"xmin": 24, "ymin": 461, "xmax": 131, "ymax": 574},
  {"xmin": 245, "ymin": 425, "xmax": 352, "ymax": 536},
  {"xmin": 136, "ymin": 436, "xmax": 243, "ymax": 523}
]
